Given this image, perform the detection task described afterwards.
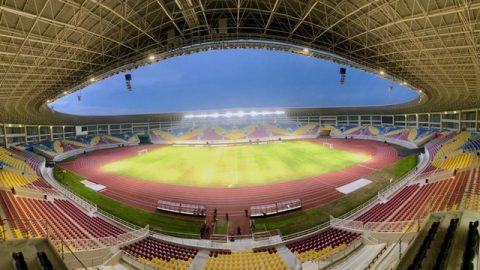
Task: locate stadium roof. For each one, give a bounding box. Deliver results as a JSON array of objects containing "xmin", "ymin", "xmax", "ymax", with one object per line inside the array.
[{"xmin": 0, "ymin": 0, "xmax": 479, "ymax": 124}]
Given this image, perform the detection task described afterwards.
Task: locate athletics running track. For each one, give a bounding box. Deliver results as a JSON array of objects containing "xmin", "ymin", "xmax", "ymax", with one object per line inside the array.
[{"xmin": 60, "ymin": 139, "xmax": 399, "ymax": 221}]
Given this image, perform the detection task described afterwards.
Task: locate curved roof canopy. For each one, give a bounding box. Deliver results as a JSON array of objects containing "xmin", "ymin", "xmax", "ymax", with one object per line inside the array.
[{"xmin": 0, "ymin": 0, "xmax": 479, "ymax": 124}]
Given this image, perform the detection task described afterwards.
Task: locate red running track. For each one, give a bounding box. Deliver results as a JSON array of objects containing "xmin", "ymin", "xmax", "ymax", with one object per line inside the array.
[{"xmin": 60, "ymin": 139, "xmax": 399, "ymax": 218}]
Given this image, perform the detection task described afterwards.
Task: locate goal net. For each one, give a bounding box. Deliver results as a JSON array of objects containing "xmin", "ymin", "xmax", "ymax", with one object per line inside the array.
[
  {"xmin": 137, "ymin": 149, "xmax": 148, "ymax": 155},
  {"xmin": 322, "ymin": 142, "xmax": 333, "ymax": 149}
]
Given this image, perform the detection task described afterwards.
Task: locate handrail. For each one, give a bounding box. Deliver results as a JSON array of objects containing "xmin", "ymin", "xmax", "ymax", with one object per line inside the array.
[
  {"xmin": 57, "ymin": 237, "xmax": 89, "ymax": 270},
  {"xmin": 41, "ymin": 166, "xmax": 97, "ymax": 213},
  {"xmin": 1, "ymin": 218, "xmax": 89, "ymax": 269},
  {"xmin": 97, "ymin": 208, "xmax": 141, "ymax": 231}
]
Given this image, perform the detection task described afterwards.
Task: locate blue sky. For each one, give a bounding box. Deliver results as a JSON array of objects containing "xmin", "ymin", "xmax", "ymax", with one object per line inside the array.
[{"xmin": 51, "ymin": 49, "xmax": 418, "ymax": 116}]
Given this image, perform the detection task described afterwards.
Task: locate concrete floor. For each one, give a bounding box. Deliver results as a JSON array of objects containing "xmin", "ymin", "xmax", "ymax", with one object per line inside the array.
[{"xmin": 0, "ymin": 238, "xmax": 68, "ymax": 270}]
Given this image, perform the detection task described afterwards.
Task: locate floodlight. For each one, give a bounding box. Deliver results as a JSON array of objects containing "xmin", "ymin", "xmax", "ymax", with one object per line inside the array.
[{"xmin": 339, "ymin": 68, "xmax": 346, "ymax": 85}]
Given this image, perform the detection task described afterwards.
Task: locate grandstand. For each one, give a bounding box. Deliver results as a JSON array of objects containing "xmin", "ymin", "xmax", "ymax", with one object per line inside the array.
[
  {"xmin": 0, "ymin": 0, "xmax": 479, "ymax": 269},
  {"xmin": 148, "ymin": 123, "xmax": 321, "ymax": 144}
]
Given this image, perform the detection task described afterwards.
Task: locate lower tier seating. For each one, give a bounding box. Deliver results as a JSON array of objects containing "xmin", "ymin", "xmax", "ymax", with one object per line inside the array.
[
  {"xmin": 204, "ymin": 249, "xmax": 288, "ymax": 270},
  {"xmin": 122, "ymin": 237, "xmax": 198, "ymax": 270},
  {"xmin": 354, "ymin": 169, "xmax": 471, "ymax": 227},
  {"xmin": 286, "ymin": 228, "xmax": 360, "ymax": 262},
  {"xmin": 0, "ymin": 191, "xmax": 125, "ymax": 250}
]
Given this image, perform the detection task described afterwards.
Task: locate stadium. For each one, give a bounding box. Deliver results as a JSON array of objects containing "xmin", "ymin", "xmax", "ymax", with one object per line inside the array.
[{"xmin": 0, "ymin": 1, "xmax": 479, "ymax": 270}]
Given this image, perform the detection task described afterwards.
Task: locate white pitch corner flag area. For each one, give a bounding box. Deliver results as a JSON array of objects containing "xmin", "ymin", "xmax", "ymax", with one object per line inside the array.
[{"xmin": 336, "ymin": 179, "xmax": 372, "ymax": 194}]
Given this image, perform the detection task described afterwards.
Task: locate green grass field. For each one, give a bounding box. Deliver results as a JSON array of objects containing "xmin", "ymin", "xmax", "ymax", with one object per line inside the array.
[{"xmin": 101, "ymin": 141, "xmax": 370, "ymax": 187}]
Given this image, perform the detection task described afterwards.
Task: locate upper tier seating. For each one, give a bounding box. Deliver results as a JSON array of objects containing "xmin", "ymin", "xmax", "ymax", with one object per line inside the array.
[
  {"xmin": 286, "ymin": 228, "xmax": 360, "ymax": 262},
  {"xmin": 329, "ymin": 125, "xmax": 439, "ymax": 147},
  {"xmin": 0, "ymin": 148, "xmax": 56, "ymax": 194},
  {"xmin": 149, "ymin": 122, "xmax": 321, "ymax": 143},
  {"xmin": 431, "ymin": 132, "xmax": 480, "ymax": 170},
  {"xmin": 17, "ymin": 133, "xmax": 140, "ymax": 160},
  {"xmin": 122, "ymin": 237, "xmax": 198, "ymax": 270}
]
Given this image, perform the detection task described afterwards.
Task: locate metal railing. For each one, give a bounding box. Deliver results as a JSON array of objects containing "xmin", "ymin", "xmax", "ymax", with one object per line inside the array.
[
  {"xmin": 97, "ymin": 208, "xmax": 141, "ymax": 231},
  {"xmin": 1, "ymin": 218, "xmax": 88, "ymax": 269},
  {"xmin": 41, "ymin": 166, "xmax": 97, "ymax": 213},
  {"xmin": 122, "ymin": 252, "xmax": 158, "ymax": 270}
]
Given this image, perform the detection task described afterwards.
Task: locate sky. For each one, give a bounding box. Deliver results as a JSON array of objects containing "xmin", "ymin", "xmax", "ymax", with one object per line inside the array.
[{"xmin": 50, "ymin": 49, "xmax": 418, "ymax": 116}]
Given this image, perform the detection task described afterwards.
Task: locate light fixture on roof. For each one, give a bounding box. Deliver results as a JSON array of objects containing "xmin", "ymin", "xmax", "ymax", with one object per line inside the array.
[
  {"xmin": 401, "ymin": 81, "xmax": 407, "ymax": 86},
  {"xmin": 63, "ymin": 91, "xmax": 67, "ymax": 95},
  {"xmin": 184, "ymin": 110, "xmax": 285, "ymax": 119},
  {"xmin": 148, "ymin": 55, "xmax": 155, "ymax": 60},
  {"xmin": 302, "ymin": 48, "xmax": 309, "ymax": 53},
  {"xmin": 339, "ymin": 68, "xmax": 347, "ymax": 85},
  {"xmin": 379, "ymin": 71, "xmax": 385, "ymax": 76},
  {"xmin": 125, "ymin": 74, "xmax": 133, "ymax": 91}
]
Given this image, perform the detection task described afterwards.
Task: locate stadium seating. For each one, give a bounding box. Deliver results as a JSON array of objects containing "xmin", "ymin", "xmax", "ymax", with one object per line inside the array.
[
  {"xmin": 204, "ymin": 249, "xmax": 288, "ymax": 270},
  {"xmin": 0, "ymin": 190, "xmax": 127, "ymax": 248},
  {"xmin": 430, "ymin": 131, "xmax": 480, "ymax": 170},
  {"xmin": 329, "ymin": 125, "xmax": 438, "ymax": 147},
  {"xmin": 54, "ymin": 199, "xmax": 125, "ymax": 238},
  {"xmin": 286, "ymin": 228, "xmax": 360, "ymax": 262},
  {"xmin": 122, "ymin": 237, "xmax": 198, "ymax": 270},
  {"xmin": 353, "ymin": 169, "xmax": 471, "ymax": 229},
  {"xmin": 354, "ymin": 184, "xmax": 421, "ymax": 223},
  {"xmin": 148, "ymin": 122, "xmax": 321, "ymax": 143},
  {"xmin": 3, "ymin": 125, "xmax": 480, "ymax": 269},
  {"xmin": 16, "ymin": 133, "xmax": 140, "ymax": 160},
  {"xmin": 0, "ymin": 148, "xmax": 37, "ymax": 174},
  {"xmin": 0, "ymin": 148, "xmax": 57, "ymax": 193}
]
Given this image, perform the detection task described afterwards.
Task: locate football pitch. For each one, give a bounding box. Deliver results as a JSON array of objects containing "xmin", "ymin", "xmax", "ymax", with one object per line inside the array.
[{"xmin": 101, "ymin": 141, "xmax": 371, "ymax": 187}]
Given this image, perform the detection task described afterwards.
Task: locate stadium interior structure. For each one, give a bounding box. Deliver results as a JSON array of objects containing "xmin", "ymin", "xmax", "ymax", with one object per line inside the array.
[{"xmin": 1, "ymin": 0, "xmax": 480, "ymax": 270}]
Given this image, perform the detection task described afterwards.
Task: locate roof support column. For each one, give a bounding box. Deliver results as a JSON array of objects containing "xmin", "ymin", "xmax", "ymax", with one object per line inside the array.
[{"xmin": 3, "ymin": 124, "xmax": 7, "ymax": 147}]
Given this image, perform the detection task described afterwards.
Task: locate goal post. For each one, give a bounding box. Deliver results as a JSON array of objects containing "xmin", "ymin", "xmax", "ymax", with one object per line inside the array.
[
  {"xmin": 137, "ymin": 149, "xmax": 148, "ymax": 155},
  {"xmin": 322, "ymin": 142, "xmax": 333, "ymax": 149}
]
